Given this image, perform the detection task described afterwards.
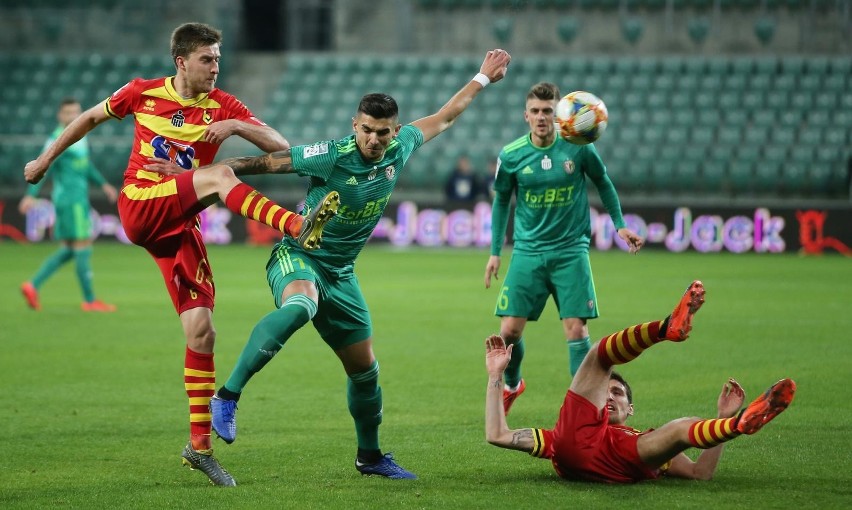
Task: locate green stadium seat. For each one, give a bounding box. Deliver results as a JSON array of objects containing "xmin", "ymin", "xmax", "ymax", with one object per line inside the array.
[
  {"xmin": 717, "ymin": 128, "xmax": 743, "ymax": 146},
  {"xmin": 798, "ymin": 130, "xmax": 822, "ymax": 146},
  {"xmin": 751, "ymin": 110, "xmax": 776, "ymax": 127},
  {"xmin": 701, "ymin": 162, "xmax": 727, "ymax": 194},
  {"xmin": 649, "ymin": 160, "xmax": 676, "ymax": 191},
  {"xmin": 753, "ymin": 162, "xmax": 781, "ymax": 194},
  {"xmin": 681, "ymin": 146, "xmax": 706, "ymax": 163},
  {"xmin": 779, "ymin": 163, "xmax": 808, "ymax": 195},
  {"xmin": 728, "ymin": 162, "xmax": 754, "ymax": 193},
  {"xmin": 829, "ymin": 57, "xmax": 851, "ymax": 75},
  {"xmin": 673, "ymin": 160, "xmax": 701, "ymax": 193},
  {"xmin": 799, "ymin": 74, "xmax": 821, "ymax": 91},
  {"xmin": 763, "ymin": 145, "xmax": 788, "ymax": 163},
  {"xmin": 735, "ymin": 145, "xmax": 761, "ymax": 163},
  {"xmin": 790, "ymin": 146, "xmax": 815, "ymax": 164},
  {"xmin": 764, "ymin": 90, "xmax": 787, "ymax": 110},
  {"xmin": 806, "ymin": 56, "xmax": 830, "ymax": 75},
  {"xmin": 753, "ymin": 56, "xmax": 779, "ymax": 75},
  {"xmin": 690, "ymin": 126, "xmax": 714, "ymax": 144},
  {"xmin": 743, "ymin": 127, "xmax": 770, "ymax": 145}
]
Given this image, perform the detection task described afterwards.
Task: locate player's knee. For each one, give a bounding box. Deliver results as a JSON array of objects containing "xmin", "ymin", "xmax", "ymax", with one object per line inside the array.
[
  {"xmin": 564, "ymin": 318, "xmax": 588, "ymax": 339},
  {"xmin": 500, "ymin": 328, "xmax": 523, "ymax": 343},
  {"xmin": 188, "ymin": 324, "xmax": 216, "ymax": 351}
]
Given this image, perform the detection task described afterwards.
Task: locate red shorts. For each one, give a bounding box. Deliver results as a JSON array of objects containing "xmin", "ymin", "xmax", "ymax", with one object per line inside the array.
[
  {"xmin": 118, "ymin": 171, "xmax": 215, "ymax": 314},
  {"xmin": 548, "ymin": 391, "xmax": 661, "ymax": 484}
]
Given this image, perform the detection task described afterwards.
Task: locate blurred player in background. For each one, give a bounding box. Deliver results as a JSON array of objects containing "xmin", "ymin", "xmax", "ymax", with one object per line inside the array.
[
  {"xmin": 19, "ymin": 97, "xmax": 118, "ymax": 313},
  {"xmin": 23, "ymin": 22, "xmax": 338, "ymax": 487},
  {"xmin": 484, "ymin": 82, "xmax": 644, "ymax": 415},
  {"xmin": 208, "ymin": 49, "xmax": 512, "ymax": 480},
  {"xmin": 484, "ymin": 280, "xmax": 796, "ymax": 483}
]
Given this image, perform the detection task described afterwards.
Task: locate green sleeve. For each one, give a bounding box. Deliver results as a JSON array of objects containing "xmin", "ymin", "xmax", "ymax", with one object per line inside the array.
[
  {"xmin": 26, "ymin": 179, "xmax": 45, "ymax": 198},
  {"xmin": 490, "ymin": 190, "xmax": 511, "ymax": 256},
  {"xmin": 585, "ymin": 147, "xmax": 626, "ymax": 230},
  {"xmin": 86, "ymin": 161, "xmax": 108, "ymax": 187}
]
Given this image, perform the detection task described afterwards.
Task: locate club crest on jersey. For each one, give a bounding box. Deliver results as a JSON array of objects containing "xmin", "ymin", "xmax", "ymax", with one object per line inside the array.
[
  {"xmin": 368, "ymin": 166, "xmax": 378, "ymax": 181},
  {"xmin": 385, "ymin": 165, "xmax": 396, "ymax": 180},
  {"xmin": 541, "ymin": 155, "xmax": 552, "ymax": 170},
  {"xmin": 564, "ymin": 160, "xmax": 575, "ymax": 174},
  {"xmin": 171, "ymin": 110, "xmax": 185, "ymax": 128},
  {"xmin": 203, "ymin": 110, "xmax": 212, "ymax": 124}
]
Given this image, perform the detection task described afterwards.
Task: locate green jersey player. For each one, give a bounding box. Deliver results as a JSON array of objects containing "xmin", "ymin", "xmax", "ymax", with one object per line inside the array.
[
  {"xmin": 19, "ymin": 98, "xmax": 118, "ymax": 312},
  {"xmin": 483, "ymin": 83, "xmax": 643, "ymax": 415},
  {"xmin": 209, "ymin": 49, "xmax": 512, "ymax": 479}
]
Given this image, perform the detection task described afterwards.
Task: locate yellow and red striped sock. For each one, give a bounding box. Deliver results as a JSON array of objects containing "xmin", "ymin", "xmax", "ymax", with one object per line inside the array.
[
  {"xmin": 596, "ymin": 320, "xmax": 664, "ymax": 369},
  {"xmin": 224, "ymin": 183, "xmax": 302, "ymax": 237},
  {"xmin": 185, "ymin": 348, "xmax": 215, "ymax": 451},
  {"xmin": 688, "ymin": 417, "xmax": 741, "ymax": 448}
]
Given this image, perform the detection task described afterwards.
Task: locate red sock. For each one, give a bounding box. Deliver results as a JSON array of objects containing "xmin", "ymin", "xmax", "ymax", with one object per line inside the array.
[
  {"xmin": 596, "ymin": 320, "xmax": 664, "ymax": 369},
  {"xmin": 185, "ymin": 347, "xmax": 215, "ymax": 451},
  {"xmin": 224, "ymin": 183, "xmax": 301, "ymax": 237}
]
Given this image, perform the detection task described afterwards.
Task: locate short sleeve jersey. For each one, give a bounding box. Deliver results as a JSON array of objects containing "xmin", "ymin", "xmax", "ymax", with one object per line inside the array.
[
  {"xmin": 27, "ymin": 126, "xmax": 104, "ymax": 206},
  {"xmin": 494, "ymin": 135, "xmax": 608, "ymax": 252},
  {"xmin": 280, "ymin": 124, "xmax": 425, "ymax": 271},
  {"xmin": 105, "ymin": 76, "xmax": 266, "ymax": 183}
]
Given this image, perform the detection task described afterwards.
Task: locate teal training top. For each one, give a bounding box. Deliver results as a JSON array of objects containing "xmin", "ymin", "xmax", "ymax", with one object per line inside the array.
[
  {"xmin": 279, "ymin": 124, "xmax": 425, "ymax": 273},
  {"xmin": 491, "ymin": 134, "xmax": 626, "ymax": 256},
  {"xmin": 26, "ymin": 126, "xmax": 107, "ymax": 206}
]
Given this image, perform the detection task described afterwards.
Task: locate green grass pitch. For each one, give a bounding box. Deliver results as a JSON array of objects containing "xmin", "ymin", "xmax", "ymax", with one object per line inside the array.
[{"xmin": 1, "ymin": 242, "xmax": 850, "ymax": 509}]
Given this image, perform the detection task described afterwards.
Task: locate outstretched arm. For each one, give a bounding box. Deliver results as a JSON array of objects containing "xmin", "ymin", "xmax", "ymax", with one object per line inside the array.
[
  {"xmin": 203, "ymin": 120, "xmax": 289, "ymax": 153},
  {"xmin": 411, "ymin": 49, "xmax": 511, "ymax": 143},
  {"xmin": 24, "ymin": 101, "xmax": 110, "ymax": 184},
  {"xmin": 209, "ymin": 148, "xmax": 298, "ymax": 176},
  {"xmin": 484, "ymin": 335, "xmax": 536, "ymax": 453},
  {"xmin": 666, "ymin": 379, "xmax": 745, "ymax": 480}
]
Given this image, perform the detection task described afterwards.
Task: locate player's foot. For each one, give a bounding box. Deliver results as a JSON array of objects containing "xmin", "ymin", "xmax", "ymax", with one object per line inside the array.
[
  {"xmin": 503, "ymin": 378, "xmax": 526, "ymax": 415},
  {"xmin": 355, "ymin": 453, "xmax": 417, "ymax": 479},
  {"xmin": 295, "ymin": 190, "xmax": 340, "ymax": 250},
  {"xmin": 210, "ymin": 395, "xmax": 238, "ymax": 444},
  {"xmin": 181, "ymin": 442, "xmax": 236, "ymax": 486},
  {"xmin": 21, "ymin": 282, "xmax": 40, "ymax": 310},
  {"xmin": 81, "ymin": 300, "xmax": 117, "ymax": 312},
  {"xmin": 662, "ymin": 280, "xmax": 705, "ymax": 341},
  {"xmin": 737, "ymin": 378, "xmax": 796, "ymax": 435}
]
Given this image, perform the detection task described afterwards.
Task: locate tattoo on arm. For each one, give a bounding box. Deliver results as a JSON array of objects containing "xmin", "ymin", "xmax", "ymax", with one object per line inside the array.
[
  {"xmin": 217, "ymin": 149, "xmax": 294, "ymax": 176},
  {"xmin": 511, "ymin": 429, "xmax": 533, "ymax": 446}
]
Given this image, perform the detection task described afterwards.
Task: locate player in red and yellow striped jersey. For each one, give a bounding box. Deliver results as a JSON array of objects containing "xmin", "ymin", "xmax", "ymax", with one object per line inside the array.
[
  {"xmin": 484, "ymin": 281, "xmax": 796, "ymax": 484},
  {"xmin": 22, "ymin": 23, "xmax": 337, "ymax": 487}
]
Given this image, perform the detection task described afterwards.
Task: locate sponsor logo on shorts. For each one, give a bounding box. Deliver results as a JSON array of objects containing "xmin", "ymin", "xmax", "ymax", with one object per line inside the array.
[{"xmin": 303, "ymin": 142, "xmax": 329, "ymax": 159}]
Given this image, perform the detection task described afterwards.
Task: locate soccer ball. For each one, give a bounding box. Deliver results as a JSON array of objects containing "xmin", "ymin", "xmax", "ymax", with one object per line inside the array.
[{"xmin": 555, "ymin": 91, "xmax": 608, "ymax": 145}]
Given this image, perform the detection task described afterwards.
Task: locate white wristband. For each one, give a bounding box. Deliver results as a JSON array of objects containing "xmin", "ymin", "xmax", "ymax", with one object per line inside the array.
[{"xmin": 472, "ymin": 73, "xmax": 490, "ymax": 88}]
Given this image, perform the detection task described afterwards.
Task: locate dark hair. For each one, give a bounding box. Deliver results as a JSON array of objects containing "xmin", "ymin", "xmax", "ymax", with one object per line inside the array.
[
  {"xmin": 171, "ymin": 22, "xmax": 222, "ymax": 63},
  {"xmin": 357, "ymin": 93, "xmax": 399, "ymax": 120},
  {"xmin": 610, "ymin": 371, "xmax": 633, "ymax": 404},
  {"xmin": 59, "ymin": 97, "xmax": 79, "ymax": 107},
  {"xmin": 526, "ymin": 82, "xmax": 561, "ymax": 102}
]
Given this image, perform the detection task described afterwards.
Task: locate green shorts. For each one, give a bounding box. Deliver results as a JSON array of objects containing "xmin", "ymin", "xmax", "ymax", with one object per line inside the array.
[
  {"xmin": 266, "ymin": 243, "xmax": 372, "ymax": 350},
  {"xmin": 53, "ymin": 202, "xmax": 92, "ymax": 241},
  {"xmin": 495, "ymin": 249, "xmax": 598, "ymax": 321}
]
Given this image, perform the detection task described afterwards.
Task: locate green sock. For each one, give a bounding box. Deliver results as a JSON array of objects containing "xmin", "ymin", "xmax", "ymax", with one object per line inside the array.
[
  {"xmin": 503, "ymin": 337, "xmax": 525, "ymax": 389},
  {"xmin": 223, "ymin": 294, "xmax": 315, "ymax": 394},
  {"xmin": 73, "ymin": 247, "xmax": 95, "ymax": 302},
  {"xmin": 348, "ymin": 360, "xmax": 382, "ymax": 451},
  {"xmin": 31, "ymin": 246, "xmax": 73, "ymax": 289},
  {"xmin": 567, "ymin": 337, "xmax": 591, "ymax": 377}
]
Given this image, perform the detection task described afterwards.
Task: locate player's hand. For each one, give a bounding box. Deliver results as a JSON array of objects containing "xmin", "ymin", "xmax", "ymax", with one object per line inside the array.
[
  {"xmin": 617, "ymin": 227, "xmax": 644, "ymax": 254},
  {"xmin": 203, "ymin": 119, "xmax": 238, "ymax": 145},
  {"xmin": 485, "ymin": 334, "xmax": 513, "ymax": 376},
  {"xmin": 717, "ymin": 378, "xmax": 745, "ymax": 418},
  {"xmin": 484, "ymin": 255, "xmax": 501, "ymax": 289},
  {"xmin": 144, "ymin": 157, "xmax": 187, "ymax": 175},
  {"xmin": 479, "ymin": 49, "xmax": 511, "ymax": 84},
  {"xmin": 24, "ymin": 159, "xmax": 49, "ymax": 184},
  {"xmin": 18, "ymin": 195, "xmax": 37, "ymax": 215},
  {"xmin": 102, "ymin": 183, "xmax": 119, "ymax": 203}
]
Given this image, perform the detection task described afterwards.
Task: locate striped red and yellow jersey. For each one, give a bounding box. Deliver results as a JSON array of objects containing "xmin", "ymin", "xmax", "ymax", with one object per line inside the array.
[{"xmin": 105, "ymin": 76, "xmax": 267, "ymax": 184}]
